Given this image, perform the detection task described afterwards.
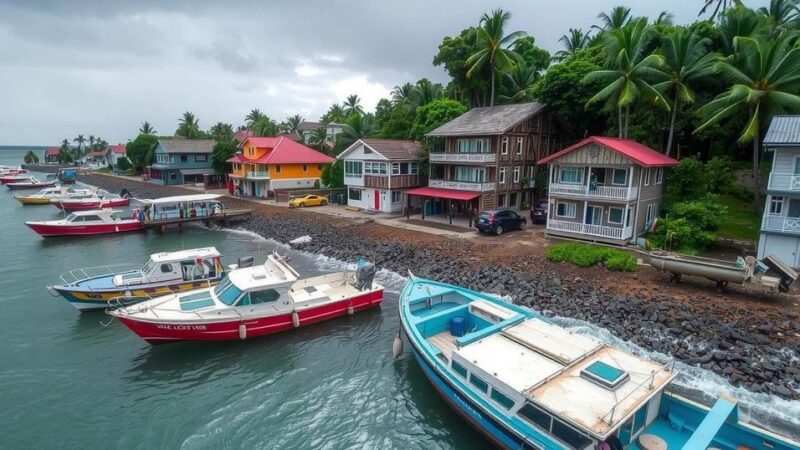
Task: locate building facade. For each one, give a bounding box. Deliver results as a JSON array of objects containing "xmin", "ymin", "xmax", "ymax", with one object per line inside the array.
[
  {"xmin": 106, "ymin": 144, "xmax": 127, "ymax": 167},
  {"xmin": 298, "ymin": 121, "xmax": 344, "ymax": 147},
  {"xmin": 537, "ymin": 136, "xmax": 678, "ymax": 245},
  {"xmin": 337, "ymin": 139, "xmax": 424, "ymax": 213},
  {"xmin": 228, "ymin": 136, "xmax": 334, "ymax": 197},
  {"xmin": 148, "ymin": 138, "xmax": 216, "ymax": 185}
]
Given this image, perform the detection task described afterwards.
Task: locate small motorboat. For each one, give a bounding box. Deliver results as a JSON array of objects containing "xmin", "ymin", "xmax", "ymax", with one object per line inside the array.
[
  {"xmin": 398, "ymin": 275, "xmax": 800, "ymax": 450},
  {"xmin": 15, "ymin": 186, "xmax": 96, "ymax": 205},
  {"xmin": 48, "ymin": 247, "xmax": 225, "ymax": 311},
  {"xmin": 25, "ymin": 209, "xmax": 145, "ymax": 237},
  {"xmin": 5, "ymin": 176, "xmax": 58, "ymax": 190},
  {"xmin": 0, "ymin": 167, "xmax": 27, "ymax": 177},
  {"xmin": 53, "ymin": 192, "xmax": 131, "ymax": 212},
  {"xmin": 108, "ymin": 253, "xmax": 383, "ymax": 344}
]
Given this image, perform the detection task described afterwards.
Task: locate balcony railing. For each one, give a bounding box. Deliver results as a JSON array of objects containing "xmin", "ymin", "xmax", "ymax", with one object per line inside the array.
[
  {"xmin": 768, "ymin": 173, "xmax": 800, "ymax": 191},
  {"xmin": 429, "ymin": 153, "xmax": 497, "ymax": 164},
  {"xmin": 247, "ymin": 171, "xmax": 270, "ymax": 180},
  {"xmin": 429, "ymin": 179, "xmax": 495, "ymax": 192},
  {"xmin": 549, "ymin": 183, "xmax": 638, "ymax": 201},
  {"xmin": 547, "ymin": 219, "xmax": 633, "ymax": 240},
  {"xmin": 762, "ymin": 214, "xmax": 800, "ymax": 233}
]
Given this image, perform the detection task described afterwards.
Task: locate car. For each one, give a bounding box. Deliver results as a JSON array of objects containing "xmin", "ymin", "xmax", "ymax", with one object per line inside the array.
[
  {"xmin": 288, "ymin": 194, "xmax": 328, "ymax": 208},
  {"xmin": 530, "ymin": 199, "xmax": 548, "ymax": 224},
  {"xmin": 475, "ymin": 209, "xmax": 526, "ymax": 235}
]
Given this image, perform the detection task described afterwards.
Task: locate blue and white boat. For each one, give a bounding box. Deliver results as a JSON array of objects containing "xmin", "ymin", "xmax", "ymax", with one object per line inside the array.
[{"xmin": 398, "ymin": 275, "xmax": 800, "ymax": 450}]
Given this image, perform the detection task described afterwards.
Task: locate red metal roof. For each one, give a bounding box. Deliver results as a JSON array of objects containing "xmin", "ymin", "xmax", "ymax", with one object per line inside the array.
[
  {"xmin": 109, "ymin": 144, "xmax": 126, "ymax": 154},
  {"xmin": 232, "ymin": 137, "xmax": 335, "ymax": 165},
  {"xmin": 44, "ymin": 147, "xmax": 59, "ymax": 156},
  {"xmin": 537, "ymin": 136, "xmax": 679, "ymax": 167},
  {"xmin": 405, "ymin": 187, "xmax": 481, "ymax": 201}
]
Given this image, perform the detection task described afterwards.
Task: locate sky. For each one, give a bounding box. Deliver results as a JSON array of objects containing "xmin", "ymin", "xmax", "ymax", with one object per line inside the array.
[{"xmin": 0, "ymin": 0, "xmax": 770, "ymax": 146}]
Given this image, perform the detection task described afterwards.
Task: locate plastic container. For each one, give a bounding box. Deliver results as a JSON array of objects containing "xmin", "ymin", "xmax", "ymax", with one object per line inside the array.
[{"xmin": 450, "ymin": 317, "xmax": 466, "ymax": 337}]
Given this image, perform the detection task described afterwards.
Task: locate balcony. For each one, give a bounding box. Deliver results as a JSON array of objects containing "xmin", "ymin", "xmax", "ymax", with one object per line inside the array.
[
  {"xmin": 549, "ymin": 183, "xmax": 638, "ymax": 201},
  {"xmin": 768, "ymin": 173, "xmax": 800, "ymax": 191},
  {"xmin": 762, "ymin": 214, "xmax": 800, "ymax": 233},
  {"xmin": 429, "ymin": 179, "xmax": 495, "ymax": 192},
  {"xmin": 247, "ymin": 171, "xmax": 270, "ymax": 180},
  {"xmin": 547, "ymin": 219, "xmax": 634, "ymax": 240},
  {"xmin": 429, "ymin": 152, "xmax": 497, "ymax": 164}
]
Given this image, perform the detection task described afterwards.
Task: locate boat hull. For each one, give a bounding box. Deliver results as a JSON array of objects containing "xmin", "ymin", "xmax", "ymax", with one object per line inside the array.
[
  {"xmin": 15, "ymin": 196, "xmax": 53, "ymax": 205},
  {"xmin": 7, "ymin": 182, "xmax": 57, "ymax": 190},
  {"xmin": 115, "ymin": 289, "xmax": 383, "ymax": 344},
  {"xmin": 53, "ymin": 278, "xmax": 223, "ymax": 311},
  {"xmin": 54, "ymin": 198, "xmax": 130, "ymax": 211},
  {"xmin": 25, "ymin": 221, "xmax": 145, "ymax": 237}
]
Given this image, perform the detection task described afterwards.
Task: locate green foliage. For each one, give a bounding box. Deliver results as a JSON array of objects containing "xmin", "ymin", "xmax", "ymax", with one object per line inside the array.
[
  {"xmin": 703, "ymin": 156, "xmax": 735, "ymax": 194},
  {"xmin": 115, "ymin": 156, "xmax": 131, "ymax": 171},
  {"xmin": 23, "ymin": 150, "xmax": 39, "ymax": 164},
  {"xmin": 466, "ymin": 9, "xmax": 526, "ymax": 106},
  {"xmin": 175, "ymin": 112, "xmax": 206, "ymax": 139},
  {"xmin": 546, "ymin": 243, "xmax": 638, "ymax": 272},
  {"xmin": 664, "ymin": 157, "xmax": 707, "ymax": 205},
  {"xmin": 433, "ymin": 27, "xmax": 492, "ymax": 106},
  {"xmin": 320, "ymin": 159, "xmax": 344, "ymax": 188},
  {"xmin": 650, "ymin": 195, "xmax": 727, "ymax": 253},
  {"xmin": 126, "ymin": 133, "xmax": 158, "ymax": 173},
  {"xmin": 410, "ymin": 99, "xmax": 467, "ymax": 140},
  {"xmin": 211, "ymin": 139, "xmax": 239, "ymax": 175}
]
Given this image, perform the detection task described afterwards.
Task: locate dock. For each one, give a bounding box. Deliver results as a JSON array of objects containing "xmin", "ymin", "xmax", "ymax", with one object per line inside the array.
[{"xmin": 142, "ymin": 209, "xmax": 252, "ymax": 232}]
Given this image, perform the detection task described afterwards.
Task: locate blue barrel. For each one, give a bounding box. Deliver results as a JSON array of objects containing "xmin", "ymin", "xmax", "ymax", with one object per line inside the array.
[{"xmin": 450, "ymin": 317, "xmax": 466, "ymax": 337}]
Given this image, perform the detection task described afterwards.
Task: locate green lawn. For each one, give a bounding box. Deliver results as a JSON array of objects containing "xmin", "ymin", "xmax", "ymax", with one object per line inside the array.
[
  {"xmin": 716, "ymin": 194, "xmax": 760, "ymax": 242},
  {"xmin": 94, "ymin": 167, "xmax": 112, "ymax": 174}
]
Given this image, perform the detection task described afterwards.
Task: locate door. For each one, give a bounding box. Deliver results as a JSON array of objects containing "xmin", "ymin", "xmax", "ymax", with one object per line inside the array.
[
  {"xmin": 764, "ymin": 235, "xmax": 800, "ymax": 267},
  {"xmin": 585, "ymin": 205, "xmax": 602, "ymax": 225},
  {"xmin": 374, "ymin": 190, "xmax": 380, "ymax": 210}
]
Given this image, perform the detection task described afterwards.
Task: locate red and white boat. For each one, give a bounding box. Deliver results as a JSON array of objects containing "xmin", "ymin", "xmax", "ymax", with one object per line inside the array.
[
  {"xmin": 109, "ymin": 253, "xmax": 383, "ymax": 344},
  {"xmin": 25, "ymin": 209, "xmax": 145, "ymax": 237},
  {"xmin": 53, "ymin": 193, "xmax": 131, "ymax": 212},
  {"xmin": 0, "ymin": 167, "xmax": 28, "ymax": 178},
  {"xmin": 5, "ymin": 177, "xmax": 58, "ymax": 190}
]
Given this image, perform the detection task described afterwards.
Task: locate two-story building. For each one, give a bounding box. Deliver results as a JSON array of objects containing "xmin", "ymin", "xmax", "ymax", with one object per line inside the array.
[
  {"xmin": 337, "ymin": 139, "xmax": 424, "ymax": 212},
  {"xmin": 44, "ymin": 147, "xmax": 60, "ymax": 163},
  {"xmin": 148, "ymin": 138, "xmax": 217, "ymax": 185},
  {"xmin": 413, "ymin": 102, "xmax": 567, "ymax": 218},
  {"xmin": 537, "ymin": 136, "xmax": 678, "ymax": 245},
  {"xmin": 105, "ymin": 144, "xmax": 127, "ymax": 167},
  {"xmin": 758, "ymin": 116, "xmax": 800, "ymax": 267},
  {"xmin": 298, "ymin": 121, "xmax": 344, "ymax": 146},
  {"xmin": 227, "ymin": 136, "xmax": 334, "ymax": 197}
]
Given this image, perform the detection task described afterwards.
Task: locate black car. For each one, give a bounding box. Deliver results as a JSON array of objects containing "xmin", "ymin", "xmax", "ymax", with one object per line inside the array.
[
  {"xmin": 530, "ymin": 199, "xmax": 548, "ymax": 224},
  {"xmin": 475, "ymin": 209, "xmax": 526, "ymax": 235}
]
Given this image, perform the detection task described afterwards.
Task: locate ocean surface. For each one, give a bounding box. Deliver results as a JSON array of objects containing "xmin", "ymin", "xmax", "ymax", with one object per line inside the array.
[{"xmin": 1, "ymin": 149, "xmax": 798, "ymax": 448}]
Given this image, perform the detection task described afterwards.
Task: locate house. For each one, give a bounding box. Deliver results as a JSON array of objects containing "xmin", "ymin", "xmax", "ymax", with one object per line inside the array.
[
  {"xmin": 44, "ymin": 147, "xmax": 60, "ymax": 163},
  {"xmin": 106, "ymin": 144, "xmax": 127, "ymax": 166},
  {"xmin": 337, "ymin": 139, "xmax": 425, "ymax": 212},
  {"xmin": 227, "ymin": 136, "xmax": 334, "ymax": 197},
  {"xmin": 537, "ymin": 136, "xmax": 678, "ymax": 245},
  {"xmin": 758, "ymin": 116, "xmax": 800, "ymax": 267},
  {"xmin": 147, "ymin": 138, "xmax": 217, "ymax": 185},
  {"xmin": 408, "ymin": 102, "xmax": 568, "ymax": 219},
  {"xmin": 298, "ymin": 121, "xmax": 344, "ymax": 144},
  {"xmin": 87, "ymin": 150, "xmax": 107, "ymax": 165}
]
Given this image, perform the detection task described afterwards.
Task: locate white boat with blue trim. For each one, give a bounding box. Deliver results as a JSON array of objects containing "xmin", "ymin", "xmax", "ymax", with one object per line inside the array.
[{"xmin": 398, "ymin": 275, "xmax": 800, "ymax": 450}]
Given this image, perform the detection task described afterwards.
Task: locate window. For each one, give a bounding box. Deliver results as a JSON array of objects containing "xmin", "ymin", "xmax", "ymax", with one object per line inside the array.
[
  {"xmin": 392, "ymin": 163, "xmax": 400, "ymax": 175},
  {"xmin": 180, "ymin": 154, "xmax": 188, "ymax": 163},
  {"xmin": 364, "ymin": 162, "xmax": 388, "ymax": 175},
  {"xmin": 457, "ymin": 138, "xmax": 491, "ymax": 153},
  {"xmin": 275, "ymin": 165, "xmax": 282, "ymax": 173},
  {"xmin": 789, "ymin": 199, "xmax": 800, "ymax": 218},
  {"xmin": 560, "ymin": 167, "xmax": 583, "ymax": 184},
  {"xmin": 196, "ymin": 154, "xmax": 207, "ymax": 162},
  {"xmin": 302, "ymin": 164, "xmax": 308, "ymax": 172},
  {"xmin": 516, "ymin": 137, "xmax": 523, "ymax": 154},
  {"xmin": 455, "ymin": 167, "xmax": 485, "ymax": 183},
  {"xmin": 655, "ymin": 167, "xmax": 663, "ymax": 184},
  {"xmin": 170, "ymin": 171, "xmax": 177, "ymax": 180},
  {"xmin": 499, "ymin": 167, "xmax": 507, "ymax": 184},
  {"xmin": 646, "ymin": 203, "xmax": 657, "ymax": 226},
  {"xmin": 501, "ymin": 137, "xmax": 509, "ymax": 154},
  {"xmin": 452, "ymin": 360, "xmax": 468, "ymax": 378},
  {"xmin": 391, "ymin": 191, "xmax": 401, "ymax": 203},
  {"xmin": 249, "ymin": 289, "xmax": 281, "ymax": 304},
  {"xmin": 556, "ymin": 202, "xmax": 576, "ymax": 218},
  {"xmin": 214, "ymin": 278, "xmax": 243, "ymax": 305},
  {"xmin": 770, "ymin": 196, "xmax": 784, "ymax": 214},
  {"xmin": 348, "ymin": 188, "xmax": 362, "ymax": 201},
  {"xmin": 345, "ymin": 161, "xmax": 363, "ymax": 176},
  {"xmin": 644, "ymin": 168, "xmax": 651, "ymax": 186},
  {"xmin": 318, "ymin": 165, "xmax": 323, "ymax": 171},
  {"xmin": 518, "ymin": 403, "xmax": 552, "ymax": 431},
  {"xmin": 490, "ymin": 389, "xmax": 515, "ymax": 409},
  {"xmin": 469, "ymin": 374, "xmax": 489, "ymax": 392},
  {"xmin": 513, "ymin": 166, "xmax": 520, "ymax": 183},
  {"xmin": 612, "ymin": 169, "xmax": 627, "ymax": 185},
  {"xmin": 497, "ymin": 193, "xmax": 506, "ymax": 207},
  {"xmin": 160, "ymin": 263, "xmax": 173, "ymax": 273},
  {"xmin": 410, "ymin": 162, "xmax": 418, "ymax": 174},
  {"xmin": 169, "ymin": 154, "xmax": 176, "ymax": 164},
  {"xmin": 551, "ymin": 418, "xmax": 593, "ymax": 449},
  {"xmin": 609, "ymin": 207, "xmax": 624, "ymax": 224}
]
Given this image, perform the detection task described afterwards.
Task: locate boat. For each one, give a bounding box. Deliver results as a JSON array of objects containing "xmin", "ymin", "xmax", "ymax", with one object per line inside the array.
[
  {"xmin": 108, "ymin": 253, "xmax": 383, "ymax": 344},
  {"xmin": 398, "ymin": 275, "xmax": 800, "ymax": 450},
  {"xmin": 0, "ymin": 167, "xmax": 27, "ymax": 177},
  {"xmin": 47, "ymin": 247, "xmax": 225, "ymax": 311},
  {"xmin": 135, "ymin": 193, "xmax": 252, "ymax": 230},
  {"xmin": 25, "ymin": 209, "xmax": 145, "ymax": 237},
  {"xmin": 5, "ymin": 176, "xmax": 58, "ymax": 190},
  {"xmin": 53, "ymin": 192, "xmax": 131, "ymax": 211},
  {"xmin": 15, "ymin": 186, "xmax": 96, "ymax": 205}
]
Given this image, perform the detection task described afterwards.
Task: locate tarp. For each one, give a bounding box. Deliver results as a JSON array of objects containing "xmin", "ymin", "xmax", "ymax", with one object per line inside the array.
[{"xmin": 404, "ymin": 187, "xmax": 480, "ymax": 201}]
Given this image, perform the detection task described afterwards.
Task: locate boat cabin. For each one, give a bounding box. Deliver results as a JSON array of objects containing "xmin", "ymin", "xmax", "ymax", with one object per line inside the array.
[
  {"xmin": 138, "ymin": 194, "xmax": 224, "ymax": 221},
  {"xmin": 115, "ymin": 247, "xmax": 222, "ymax": 286},
  {"xmin": 63, "ymin": 209, "xmax": 126, "ymax": 224}
]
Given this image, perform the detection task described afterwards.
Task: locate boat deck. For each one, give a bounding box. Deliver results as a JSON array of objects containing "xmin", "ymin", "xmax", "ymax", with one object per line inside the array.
[
  {"xmin": 630, "ymin": 417, "xmax": 691, "ymax": 450},
  {"xmin": 427, "ymin": 331, "xmax": 458, "ymax": 360},
  {"xmin": 141, "ymin": 209, "xmax": 252, "ymax": 228}
]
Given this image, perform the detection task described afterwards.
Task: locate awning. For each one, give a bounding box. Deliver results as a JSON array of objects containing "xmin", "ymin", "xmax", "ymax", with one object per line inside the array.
[
  {"xmin": 180, "ymin": 168, "xmax": 217, "ymax": 176},
  {"xmin": 405, "ymin": 187, "xmax": 480, "ymax": 201}
]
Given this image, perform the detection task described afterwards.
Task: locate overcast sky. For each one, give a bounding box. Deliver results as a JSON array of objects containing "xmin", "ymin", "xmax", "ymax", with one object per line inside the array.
[{"xmin": 0, "ymin": 0, "xmax": 769, "ymax": 146}]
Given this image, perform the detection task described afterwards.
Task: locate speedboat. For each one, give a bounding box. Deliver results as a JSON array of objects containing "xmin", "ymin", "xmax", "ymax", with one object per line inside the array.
[
  {"xmin": 5, "ymin": 177, "xmax": 57, "ymax": 189},
  {"xmin": 48, "ymin": 247, "xmax": 225, "ymax": 311},
  {"xmin": 109, "ymin": 253, "xmax": 383, "ymax": 344},
  {"xmin": 25, "ymin": 209, "xmax": 145, "ymax": 237},
  {"xmin": 15, "ymin": 186, "xmax": 95, "ymax": 205},
  {"xmin": 0, "ymin": 167, "xmax": 27, "ymax": 177},
  {"xmin": 398, "ymin": 275, "xmax": 800, "ymax": 450},
  {"xmin": 52, "ymin": 192, "xmax": 131, "ymax": 212}
]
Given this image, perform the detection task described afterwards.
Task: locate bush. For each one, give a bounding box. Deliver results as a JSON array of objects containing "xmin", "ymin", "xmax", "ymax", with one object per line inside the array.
[
  {"xmin": 546, "ymin": 243, "xmax": 637, "ymax": 272},
  {"xmin": 647, "ymin": 217, "xmax": 716, "ymax": 255},
  {"xmin": 115, "ymin": 156, "xmax": 131, "ymax": 171},
  {"xmin": 704, "ymin": 156, "xmax": 735, "ymax": 194}
]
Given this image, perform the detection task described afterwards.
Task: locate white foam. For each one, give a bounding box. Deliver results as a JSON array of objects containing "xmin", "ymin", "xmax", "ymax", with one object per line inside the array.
[{"xmin": 290, "ymin": 235, "xmax": 312, "ymax": 244}]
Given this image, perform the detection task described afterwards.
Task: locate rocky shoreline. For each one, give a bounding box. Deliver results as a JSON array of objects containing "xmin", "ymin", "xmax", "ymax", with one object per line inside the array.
[{"xmin": 79, "ymin": 173, "xmax": 800, "ymax": 400}]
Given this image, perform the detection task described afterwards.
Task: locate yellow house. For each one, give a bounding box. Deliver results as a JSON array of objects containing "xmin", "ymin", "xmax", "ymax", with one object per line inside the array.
[{"xmin": 228, "ymin": 137, "xmax": 335, "ymax": 197}]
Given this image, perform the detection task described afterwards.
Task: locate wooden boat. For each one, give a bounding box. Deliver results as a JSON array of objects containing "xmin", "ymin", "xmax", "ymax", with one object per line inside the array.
[
  {"xmin": 25, "ymin": 209, "xmax": 145, "ymax": 237},
  {"xmin": 398, "ymin": 275, "xmax": 800, "ymax": 450},
  {"xmin": 15, "ymin": 186, "xmax": 95, "ymax": 205},
  {"xmin": 108, "ymin": 253, "xmax": 383, "ymax": 344},
  {"xmin": 53, "ymin": 193, "xmax": 131, "ymax": 211},
  {"xmin": 48, "ymin": 247, "xmax": 225, "ymax": 311},
  {"xmin": 5, "ymin": 177, "xmax": 57, "ymax": 189}
]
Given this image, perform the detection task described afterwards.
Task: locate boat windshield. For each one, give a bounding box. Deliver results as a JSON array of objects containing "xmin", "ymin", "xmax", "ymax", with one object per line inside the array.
[
  {"xmin": 141, "ymin": 259, "xmax": 156, "ymax": 274},
  {"xmin": 65, "ymin": 213, "xmax": 78, "ymax": 222},
  {"xmin": 214, "ymin": 278, "xmax": 243, "ymax": 305}
]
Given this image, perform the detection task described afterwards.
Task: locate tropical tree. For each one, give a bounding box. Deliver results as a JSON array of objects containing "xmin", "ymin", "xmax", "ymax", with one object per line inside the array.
[
  {"xmin": 212, "ymin": 139, "xmax": 239, "ymax": 174},
  {"xmin": 284, "ymin": 114, "xmax": 303, "ymax": 136},
  {"xmin": 57, "ymin": 140, "xmax": 73, "ymax": 164},
  {"xmin": 700, "ymin": 0, "xmax": 743, "ymax": 19},
  {"xmin": 88, "ymin": 136, "xmax": 96, "ymax": 153},
  {"xmin": 391, "ymin": 83, "xmax": 414, "ymax": 103},
  {"xmin": 322, "ymin": 104, "xmax": 347, "ymax": 123},
  {"xmin": 209, "ymin": 122, "xmax": 234, "ymax": 142},
  {"xmin": 73, "ymin": 134, "xmax": 86, "ymax": 152},
  {"xmin": 466, "ymin": 8, "xmax": 526, "ymax": 106},
  {"xmin": 343, "ymin": 95, "xmax": 364, "ymax": 117},
  {"xmin": 308, "ymin": 127, "xmax": 329, "ymax": 152},
  {"xmin": 595, "ymin": 6, "xmax": 633, "ymax": 31},
  {"xmin": 717, "ymin": 6, "xmax": 768, "ymax": 55},
  {"xmin": 497, "ymin": 63, "xmax": 538, "ymax": 104},
  {"xmin": 655, "ymin": 29, "xmax": 716, "ymax": 155},
  {"xmin": 139, "ymin": 121, "xmax": 156, "ymax": 135},
  {"xmin": 126, "ymin": 134, "xmax": 159, "ymax": 173},
  {"xmin": 245, "ymin": 109, "xmax": 266, "ymax": 127},
  {"xmin": 409, "ymin": 98, "xmax": 468, "ymax": 141},
  {"xmin": 250, "ymin": 116, "xmax": 280, "ymax": 137},
  {"xmin": 552, "ymin": 28, "xmax": 592, "ymax": 62},
  {"xmin": 23, "ymin": 150, "xmax": 39, "ymax": 164},
  {"xmin": 758, "ymin": 0, "xmax": 800, "ymax": 33},
  {"xmin": 655, "ymin": 11, "xmax": 675, "ymax": 25},
  {"xmin": 410, "ymin": 79, "xmax": 445, "ymax": 107},
  {"xmin": 176, "ymin": 112, "xmax": 202, "ymax": 138},
  {"xmin": 339, "ymin": 113, "xmax": 375, "ymax": 149},
  {"xmin": 696, "ymin": 32, "xmax": 800, "ymax": 203}
]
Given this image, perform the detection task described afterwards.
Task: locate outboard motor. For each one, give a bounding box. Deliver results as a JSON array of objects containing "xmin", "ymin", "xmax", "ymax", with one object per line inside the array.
[
  {"xmin": 355, "ymin": 262, "xmax": 377, "ymax": 291},
  {"xmin": 120, "ymin": 188, "xmax": 131, "ymax": 199},
  {"xmin": 237, "ymin": 256, "xmax": 254, "ymax": 269}
]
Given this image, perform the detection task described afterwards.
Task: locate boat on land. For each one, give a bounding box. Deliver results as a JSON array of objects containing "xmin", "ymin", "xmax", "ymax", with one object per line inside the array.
[
  {"xmin": 53, "ymin": 192, "xmax": 131, "ymax": 211},
  {"xmin": 47, "ymin": 247, "xmax": 225, "ymax": 311},
  {"xmin": 25, "ymin": 209, "xmax": 145, "ymax": 237},
  {"xmin": 5, "ymin": 177, "xmax": 58, "ymax": 190},
  {"xmin": 398, "ymin": 275, "xmax": 800, "ymax": 450},
  {"xmin": 15, "ymin": 186, "xmax": 96, "ymax": 205},
  {"xmin": 109, "ymin": 253, "xmax": 383, "ymax": 344}
]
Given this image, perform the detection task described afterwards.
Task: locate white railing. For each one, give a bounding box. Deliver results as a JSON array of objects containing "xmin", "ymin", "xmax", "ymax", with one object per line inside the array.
[
  {"xmin": 247, "ymin": 171, "xmax": 269, "ymax": 179},
  {"xmin": 762, "ymin": 214, "xmax": 800, "ymax": 233},
  {"xmin": 549, "ymin": 183, "xmax": 638, "ymax": 200},
  {"xmin": 547, "ymin": 219, "xmax": 633, "ymax": 240},
  {"xmin": 429, "ymin": 153, "xmax": 497, "ymax": 164},
  {"xmin": 768, "ymin": 173, "xmax": 800, "ymax": 191},
  {"xmin": 429, "ymin": 179, "xmax": 495, "ymax": 192}
]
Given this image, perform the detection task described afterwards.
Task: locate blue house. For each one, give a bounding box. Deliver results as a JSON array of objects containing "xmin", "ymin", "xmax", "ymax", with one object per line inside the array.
[{"xmin": 148, "ymin": 138, "xmax": 217, "ymax": 185}]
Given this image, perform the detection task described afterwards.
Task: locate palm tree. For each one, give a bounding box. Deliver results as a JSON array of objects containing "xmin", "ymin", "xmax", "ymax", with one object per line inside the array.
[
  {"xmin": 343, "ymin": 95, "xmax": 364, "ymax": 117},
  {"xmin": 245, "ymin": 109, "xmax": 266, "ymax": 127},
  {"xmin": 251, "ymin": 116, "xmax": 279, "ymax": 137},
  {"xmin": 73, "ymin": 134, "xmax": 86, "ymax": 152},
  {"xmin": 759, "ymin": 0, "xmax": 800, "ymax": 33},
  {"xmin": 655, "ymin": 11, "xmax": 674, "ymax": 25},
  {"xmin": 209, "ymin": 122, "xmax": 234, "ymax": 142},
  {"xmin": 700, "ymin": 0, "xmax": 743, "ymax": 19},
  {"xmin": 58, "ymin": 139, "xmax": 73, "ymax": 164},
  {"xmin": 466, "ymin": 9, "xmax": 526, "ymax": 107},
  {"xmin": 552, "ymin": 28, "xmax": 592, "ymax": 62},
  {"xmin": 497, "ymin": 63, "xmax": 538, "ymax": 103},
  {"xmin": 285, "ymin": 114, "xmax": 303, "ymax": 136},
  {"xmin": 584, "ymin": 19, "xmax": 669, "ymax": 138},
  {"xmin": 655, "ymin": 29, "xmax": 716, "ymax": 155},
  {"xmin": 176, "ymin": 112, "xmax": 201, "ymax": 138},
  {"xmin": 339, "ymin": 113, "xmax": 375, "ymax": 148},
  {"xmin": 696, "ymin": 32, "xmax": 800, "ymax": 203},
  {"xmin": 717, "ymin": 6, "xmax": 768, "ymax": 55},
  {"xmin": 391, "ymin": 83, "xmax": 414, "ymax": 103},
  {"xmin": 139, "ymin": 121, "xmax": 156, "ymax": 135},
  {"xmin": 23, "ymin": 150, "xmax": 39, "ymax": 164},
  {"xmin": 308, "ymin": 127, "xmax": 329, "ymax": 152},
  {"xmin": 595, "ymin": 6, "xmax": 633, "ymax": 31},
  {"xmin": 322, "ymin": 104, "xmax": 347, "ymax": 123},
  {"xmin": 410, "ymin": 79, "xmax": 444, "ymax": 107},
  {"xmin": 88, "ymin": 135, "xmax": 96, "ymax": 152}
]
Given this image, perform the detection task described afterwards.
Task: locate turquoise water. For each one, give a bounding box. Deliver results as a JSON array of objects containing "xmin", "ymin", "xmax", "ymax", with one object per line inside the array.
[{"xmin": 0, "ymin": 150, "xmax": 485, "ymax": 449}]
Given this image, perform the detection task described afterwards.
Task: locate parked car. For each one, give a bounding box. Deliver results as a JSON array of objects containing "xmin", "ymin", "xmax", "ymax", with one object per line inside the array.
[
  {"xmin": 530, "ymin": 199, "xmax": 548, "ymax": 224},
  {"xmin": 289, "ymin": 194, "xmax": 328, "ymax": 208},
  {"xmin": 475, "ymin": 209, "xmax": 526, "ymax": 235}
]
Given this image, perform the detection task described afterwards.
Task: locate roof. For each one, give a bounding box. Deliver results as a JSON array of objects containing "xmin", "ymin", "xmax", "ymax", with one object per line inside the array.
[
  {"xmin": 44, "ymin": 147, "xmax": 60, "ymax": 156},
  {"xmin": 139, "ymin": 194, "xmax": 221, "ymax": 205},
  {"xmin": 233, "ymin": 129, "xmax": 254, "ymax": 143},
  {"xmin": 150, "ymin": 247, "xmax": 221, "ymax": 263},
  {"xmin": 228, "ymin": 255, "xmax": 297, "ymax": 290},
  {"xmin": 538, "ymin": 136, "xmax": 679, "ymax": 167},
  {"xmin": 337, "ymin": 139, "xmax": 423, "ymax": 161},
  {"xmin": 426, "ymin": 102, "xmax": 545, "ymax": 137},
  {"xmin": 88, "ymin": 150, "xmax": 106, "ymax": 157},
  {"xmin": 157, "ymin": 138, "xmax": 215, "ymax": 154},
  {"xmin": 298, "ymin": 121, "xmax": 344, "ymax": 131},
  {"xmin": 764, "ymin": 116, "xmax": 800, "ymax": 147},
  {"xmin": 405, "ymin": 187, "xmax": 481, "ymax": 201},
  {"xmin": 108, "ymin": 144, "xmax": 126, "ymax": 154},
  {"xmin": 227, "ymin": 137, "xmax": 334, "ymax": 165}
]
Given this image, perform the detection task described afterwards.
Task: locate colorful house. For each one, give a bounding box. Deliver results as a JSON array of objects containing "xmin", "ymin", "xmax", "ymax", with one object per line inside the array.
[
  {"xmin": 227, "ymin": 137, "xmax": 335, "ymax": 197},
  {"xmin": 148, "ymin": 138, "xmax": 217, "ymax": 185},
  {"xmin": 44, "ymin": 147, "xmax": 60, "ymax": 163}
]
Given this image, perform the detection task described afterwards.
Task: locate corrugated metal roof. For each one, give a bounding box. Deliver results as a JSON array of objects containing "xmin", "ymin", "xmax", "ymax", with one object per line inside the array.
[
  {"xmin": 764, "ymin": 116, "xmax": 800, "ymax": 147},
  {"xmin": 426, "ymin": 102, "xmax": 546, "ymax": 137},
  {"xmin": 362, "ymin": 139, "xmax": 422, "ymax": 160},
  {"xmin": 538, "ymin": 136, "xmax": 679, "ymax": 167},
  {"xmin": 158, "ymin": 138, "xmax": 215, "ymax": 154}
]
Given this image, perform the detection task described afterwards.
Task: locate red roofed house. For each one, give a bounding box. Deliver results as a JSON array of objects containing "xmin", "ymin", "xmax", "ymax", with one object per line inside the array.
[
  {"xmin": 105, "ymin": 144, "xmax": 127, "ymax": 167},
  {"xmin": 44, "ymin": 147, "xmax": 60, "ymax": 163},
  {"xmin": 87, "ymin": 150, "xmax": 108, "ymax": 165},
  {"xmin": 228, "ymin": 137, "xmax": 335, "ymax": 197},
  {"xmin": 537, "ymin": 136, "xmax": 678, "ymax": 245}
]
